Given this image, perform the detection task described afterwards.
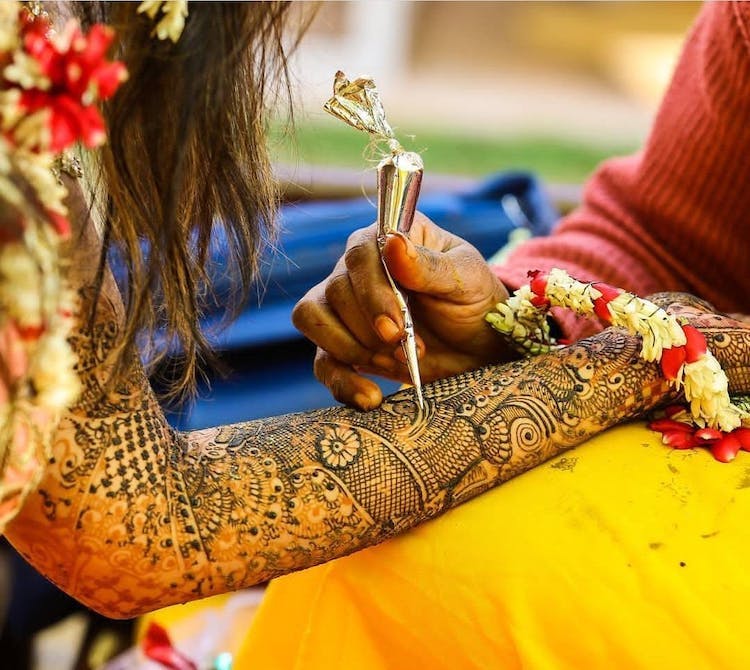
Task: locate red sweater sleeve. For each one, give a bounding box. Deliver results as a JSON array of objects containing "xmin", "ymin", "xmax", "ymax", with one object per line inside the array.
[{"xmin": 495, "ymin": 1, "xmax": 750, "ymax": 336}]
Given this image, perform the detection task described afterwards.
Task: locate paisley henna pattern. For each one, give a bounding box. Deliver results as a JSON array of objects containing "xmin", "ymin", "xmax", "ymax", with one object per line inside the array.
[{"xmin": 5, "ymin": 237, "xmax": 750, "ymax": 619}]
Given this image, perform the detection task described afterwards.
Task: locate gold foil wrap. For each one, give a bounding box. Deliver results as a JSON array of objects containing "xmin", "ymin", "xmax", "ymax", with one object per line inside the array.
[
  {"xmin": 323, "ymin": 71, "xmax": 395, "ymax": 141},
  {"xmin": 324, "ymin": 71, "xmax": 424, "ymax": 408}
]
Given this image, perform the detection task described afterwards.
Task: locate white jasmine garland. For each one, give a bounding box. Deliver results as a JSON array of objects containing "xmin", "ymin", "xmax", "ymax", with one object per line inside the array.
[
  {"xmin": 485, "ymin": 284, "xmax": 559, "ymax": 356},
  {"xmin": 0, "ymin": 0, "xmax": 131, "ymax": 530},
  {"xmin": 605, "ymin": 292, "xmax": 686, "ymax": 362},
  {"xmin": 13, "ymin": 150, "xmax": 68, "ymax": 214},
  {"xmin": 682, "ymin": 357, "xmax": 741, "ymax": 430},
  {"xmin": 0, "ymin": 88, "xmax": 23, "ymax": 140},
  {"xmin": 0, "ymin": 242, "xmax": 43, "ymax": 329},
  {"xmin": 544, "ymin": 268, "xmax": 598, "ymax": 314},
  {"xmin": 4, "ymin": 49, "xmax": 51, "ymax": 90},
  {"xmin": 11, "ymin": 110, "xmax": 52, "ymax": 152},
  {"xmin": 0, "ymin": 3, "xmax": 18, "ymax": 54},
  {"xmin": 30, "ymin": 331, "xmax": 80, "ymax": 412},
  {"xmin": 487, "ymin": 268, "xmax": 746, "ymax": 432}
]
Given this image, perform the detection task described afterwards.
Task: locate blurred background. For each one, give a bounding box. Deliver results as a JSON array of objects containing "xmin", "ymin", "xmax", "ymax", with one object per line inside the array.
[
  {"xmin": 274, "ymin": 0, "xmax": 700, "ymax": 184},
  {"xmin": 17, "ymin": 3, "xmax": 705, "ymax": 669}
]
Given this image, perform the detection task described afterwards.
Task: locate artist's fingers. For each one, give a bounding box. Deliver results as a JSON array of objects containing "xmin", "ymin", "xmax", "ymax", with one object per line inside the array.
[
  {"xmin": 391, "ymin": 333, "xmax": 426, "ymax": 365},
  {"xmin": 343, "ymin": 224, "xmax": 407, "ymax": 344},
  {"xmin": 313, "ymin": 349, "xmax": 384, "ymax": 410},
  {"xmin": 293, "ymin": 279, "xmax": 376, "ymax": 368},
  {"xmin": 342, "ymin": 216, "xmax": 472, "ymax": 340},
  {"xmin": 323, "ymin": 263, "xmax": 385, "ymax": 351}
]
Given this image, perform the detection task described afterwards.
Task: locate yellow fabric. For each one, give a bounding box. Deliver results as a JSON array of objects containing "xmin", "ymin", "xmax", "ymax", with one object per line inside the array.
[{"xmin": 237, "ymin": 423, "xmax": 750, "ymax": 670}]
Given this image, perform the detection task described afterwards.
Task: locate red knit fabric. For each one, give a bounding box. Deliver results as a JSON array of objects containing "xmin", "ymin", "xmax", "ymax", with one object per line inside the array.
[{"xmin": 494, "ymin": 1, "xmax": 750, "ymax": 340}]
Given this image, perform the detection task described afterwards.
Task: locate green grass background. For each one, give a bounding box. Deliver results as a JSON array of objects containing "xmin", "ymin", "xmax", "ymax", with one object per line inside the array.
[{"xmin": 271, "ymin": 122, "xmax": 639, "ymax": 183}]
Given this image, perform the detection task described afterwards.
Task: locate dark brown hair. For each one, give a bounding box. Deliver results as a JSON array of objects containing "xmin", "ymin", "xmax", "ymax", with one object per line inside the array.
[{"xmin": 77, "ymin": 1, "xmax": 302, "ymax": 402}]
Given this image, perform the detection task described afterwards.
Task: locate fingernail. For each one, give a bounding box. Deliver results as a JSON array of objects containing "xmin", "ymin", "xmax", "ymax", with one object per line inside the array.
[
  {"xmin": 393, "ymin": 344, "xmax": 423, "ymax": 365},
  {"xmin": 388, "ymin": 232, "xmax": 417, "ymax": 259},
  {"xmin": 354, "ymin": 392, "xmax": 375, "ymax": 411},
  {"xmin": 374, "ymin": 314, "xmax": 401, "ymax": 342}
]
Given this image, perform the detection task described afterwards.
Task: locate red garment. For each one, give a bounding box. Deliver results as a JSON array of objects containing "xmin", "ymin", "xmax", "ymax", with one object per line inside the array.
[{"xmin": 495, "ymin": 1, "xmax": 750, "ymax": 338}]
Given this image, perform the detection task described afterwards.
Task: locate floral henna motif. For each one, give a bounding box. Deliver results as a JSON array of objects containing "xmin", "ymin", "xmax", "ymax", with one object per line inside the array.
[{"xmin": 317, "ymin": 426, "xmax": 362, "ymax": 468}]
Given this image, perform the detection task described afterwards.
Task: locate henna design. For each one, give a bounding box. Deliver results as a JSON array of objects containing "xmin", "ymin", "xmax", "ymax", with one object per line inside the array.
[{"xmin": 5, "ymin": 229, "xmax": 750, "ymax": 620}]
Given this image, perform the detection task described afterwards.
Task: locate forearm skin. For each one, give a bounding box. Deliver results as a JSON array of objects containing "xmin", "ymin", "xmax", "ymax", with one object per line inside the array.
[{"xmin": 6, "ymin": 291, "xmax": 750, "ymax": 618}]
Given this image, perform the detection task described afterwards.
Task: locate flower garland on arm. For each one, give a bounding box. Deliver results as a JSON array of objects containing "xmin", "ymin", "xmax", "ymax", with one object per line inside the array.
[{"xmin": 486, "ymin": 268, "xmax": 749, "ymax": 462}]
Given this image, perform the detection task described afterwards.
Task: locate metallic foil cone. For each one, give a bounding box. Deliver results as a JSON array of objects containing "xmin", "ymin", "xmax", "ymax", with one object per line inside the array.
[
  {"xmin": 376, "ymin": 151, "xmax": 425, "ymax": 409},
  {"xmin": 376, "ymin": 151, "xmax": 424, "ymax": 243},
  {"xmin": 323, "ymin": 71, "xmax": 395, "ymax": 140}
]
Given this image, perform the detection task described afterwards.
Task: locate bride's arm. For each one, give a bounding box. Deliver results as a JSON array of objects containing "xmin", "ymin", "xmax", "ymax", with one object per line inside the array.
[{"xmin": 6, "ymin": 198, "xmax": 750, "ymax": 618}]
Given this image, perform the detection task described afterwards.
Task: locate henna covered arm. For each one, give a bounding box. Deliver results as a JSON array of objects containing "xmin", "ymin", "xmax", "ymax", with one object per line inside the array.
[{"xmin": 5, "ymin": 205, "xmax": 750, "ymax": 618}]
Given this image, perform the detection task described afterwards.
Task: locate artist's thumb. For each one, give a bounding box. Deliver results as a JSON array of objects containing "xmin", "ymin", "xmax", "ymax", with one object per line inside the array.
[{"xmin": 382, "ymin": 232, "xmax": 463, "ymax": 298}]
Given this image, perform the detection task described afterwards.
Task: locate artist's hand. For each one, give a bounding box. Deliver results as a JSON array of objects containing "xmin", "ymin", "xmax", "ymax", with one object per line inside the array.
[{"xmin": 292, "ymin": 212, "xmax": 515, "ymax": 409}]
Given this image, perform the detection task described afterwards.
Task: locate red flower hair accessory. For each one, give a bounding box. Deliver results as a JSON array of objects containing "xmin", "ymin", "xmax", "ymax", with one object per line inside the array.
[{"xmin": 2, "ymin": 7, "xmax": 127, "ymax": 153}]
